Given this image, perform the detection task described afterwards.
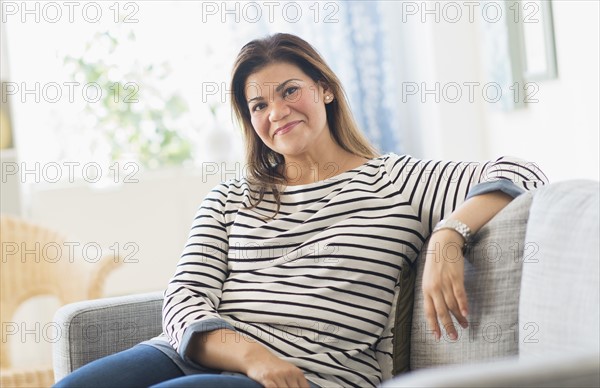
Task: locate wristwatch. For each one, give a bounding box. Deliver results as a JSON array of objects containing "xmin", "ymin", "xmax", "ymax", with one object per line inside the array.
[{"xmin": 432, "ymin": 219, "xmax": 473, "ymax": 249}]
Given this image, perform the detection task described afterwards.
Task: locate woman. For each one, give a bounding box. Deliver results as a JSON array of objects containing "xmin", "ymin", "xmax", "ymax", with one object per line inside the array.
[{"xmin": 55, "ymin": 33, "xmax": 548, "ymax": 388}]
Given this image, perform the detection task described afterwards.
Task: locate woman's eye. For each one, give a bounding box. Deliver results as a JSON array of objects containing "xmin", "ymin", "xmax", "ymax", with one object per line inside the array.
[
  {"xmin": 284, "ymin": 86, "xmax": 299, "ymax": 97},
  {"xmin": 252, "ymin": 103, "xmax": 266, "ymax": 112}
]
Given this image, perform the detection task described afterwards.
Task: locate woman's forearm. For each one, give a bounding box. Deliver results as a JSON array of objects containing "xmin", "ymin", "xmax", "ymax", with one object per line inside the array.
[
  {"xmin": 438, "ymin": 190, "xmax": 514, "ymax": 244},
  {"xmin": 187, "ymin": 329, "xmax": 310, "ymax": 387},
  {"xmin": 187, "ymin": 329, "xmax": 272, "ymax": 373}
]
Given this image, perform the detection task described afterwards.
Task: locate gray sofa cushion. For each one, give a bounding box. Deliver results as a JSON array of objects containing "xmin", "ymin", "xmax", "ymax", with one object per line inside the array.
[
  {"xmin": 409, "ymin": 191, "xmax": 534, "ymax": 369},
  {"xmin": 519, "ymin": 180, "xmax": 600, "ymax": 357}
]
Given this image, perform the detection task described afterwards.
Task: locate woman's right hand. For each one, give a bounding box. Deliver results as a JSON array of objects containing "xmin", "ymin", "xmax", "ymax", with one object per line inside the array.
[{"xmin": 243, "ymin": 351, "xmax": 310, "ymax": 388}]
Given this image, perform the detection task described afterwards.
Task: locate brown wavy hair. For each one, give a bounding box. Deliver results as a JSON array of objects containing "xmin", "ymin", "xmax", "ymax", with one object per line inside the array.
[{"xmin": 230, "ymin": 33, "xmax": 378, "ymax": 215}]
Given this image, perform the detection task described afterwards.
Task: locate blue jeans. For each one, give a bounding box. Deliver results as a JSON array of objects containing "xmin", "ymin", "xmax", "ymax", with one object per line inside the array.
[{"xmin": 53, "ymin": 344, "xmax": 318, "ymax": 388}]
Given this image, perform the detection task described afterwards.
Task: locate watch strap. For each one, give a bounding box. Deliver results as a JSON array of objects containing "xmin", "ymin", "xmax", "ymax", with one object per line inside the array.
[{"xmin": 432, "ymin": 219, "xmax": 472, "ymax": 249}]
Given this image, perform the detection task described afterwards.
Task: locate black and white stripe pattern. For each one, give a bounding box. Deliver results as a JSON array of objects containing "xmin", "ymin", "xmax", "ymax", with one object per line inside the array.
[{"xmin": 160, "ymin": 153, "xmax": 548, "ymax": 388}]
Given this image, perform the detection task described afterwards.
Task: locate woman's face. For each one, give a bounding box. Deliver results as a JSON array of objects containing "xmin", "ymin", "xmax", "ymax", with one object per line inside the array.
[{"xmin": 245, "ymin": 62, "xmax": 334, "ymax": 158}]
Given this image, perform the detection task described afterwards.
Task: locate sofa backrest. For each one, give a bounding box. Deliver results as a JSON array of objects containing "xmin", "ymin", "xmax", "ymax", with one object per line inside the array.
[{"xmin": 519, "ymin": 180, "xmax": 600, "ymax": 358}]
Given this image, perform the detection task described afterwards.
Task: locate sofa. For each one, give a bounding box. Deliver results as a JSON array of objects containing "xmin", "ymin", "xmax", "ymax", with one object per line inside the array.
[{"xmin": 52, "ymin": 180, "xmax": 600, "ymax": 387}]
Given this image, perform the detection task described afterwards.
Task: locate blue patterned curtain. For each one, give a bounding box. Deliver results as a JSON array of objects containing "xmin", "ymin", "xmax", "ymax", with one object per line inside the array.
[
  {"xmin": 230, "ymin": 1, "xmax": 403, "ymax": 154},
  {"xmin": 338, "ymin": 2, "xmax": 402, "ymax": 153}
]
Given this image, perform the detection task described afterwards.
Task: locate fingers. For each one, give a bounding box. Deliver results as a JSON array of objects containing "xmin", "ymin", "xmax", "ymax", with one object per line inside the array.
[
  {"xmin": 263, "ymin": 375, "xmax": 309, "ymax": 388},
  {"xmin": 261, "ymin": 379, "xmax": 279, "ymax": 388},
  {"xmin": 426, "ymin": 296, "xmax": 460, "ymax": 341},
  {"xmin": 423, "ymin": 273, "xmax": 470, "ymax": 341},
  {"xmin": 433, "ymin": 292, "xmax": 459, "ymax": 340},
  {"xmin": 285, "ymin": 374, "xmax": 310, "ymax": 388},
  {"xmin": 251, "ymin": 363, "xmax": 309, "ymax": 388},
  {"xmin": 261, "ymin": 378, "xmax": 291, "ymax": 388},
  {"xmin": 452, "ymin": 282, "xmax": 469, "ymax": 327},
  {"xmin": 424, "ymin": 294, "xmax": 441, "ymax": 340}
]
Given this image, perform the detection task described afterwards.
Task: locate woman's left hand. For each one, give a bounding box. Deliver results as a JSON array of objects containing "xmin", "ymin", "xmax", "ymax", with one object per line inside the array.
[{"xmin": 421, "ymin": 229, "xmax": 470, "ymax": 341}]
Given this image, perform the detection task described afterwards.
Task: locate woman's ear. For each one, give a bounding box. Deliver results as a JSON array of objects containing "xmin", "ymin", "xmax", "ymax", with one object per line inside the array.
[{"xmin": 317, "ymin": 80, "xmax": 334, "ymax": 103}]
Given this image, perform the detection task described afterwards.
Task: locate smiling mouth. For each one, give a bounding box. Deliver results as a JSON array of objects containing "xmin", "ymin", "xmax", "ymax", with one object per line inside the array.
[{"xmin": 274, "ymin": 121, "xmax": 301, "ymax": 136}]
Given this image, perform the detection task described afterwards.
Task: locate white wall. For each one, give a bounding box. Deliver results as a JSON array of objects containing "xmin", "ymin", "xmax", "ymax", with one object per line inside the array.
[
  {"xmin": 484, "ymin": 1, "xmax": 599, "ymax": 182},
  {"xmin": 385, "ymin": 0, "xmax": 599, "ymax": 182},
  {"xmin": 383, "ymin": 0, "xmax": 489, "ymax": 161}
]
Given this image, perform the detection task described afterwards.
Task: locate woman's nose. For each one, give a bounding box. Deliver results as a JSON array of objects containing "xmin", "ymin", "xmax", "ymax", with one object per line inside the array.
[{"xmin": 269, "ymin": 99, "xmax": 291, "ymax": 122}]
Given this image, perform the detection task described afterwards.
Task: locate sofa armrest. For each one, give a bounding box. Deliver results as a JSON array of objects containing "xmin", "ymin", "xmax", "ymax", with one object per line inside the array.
[
  {"xmin": 52, "ymin": 291, "xmax": 164, "ymax": 382},
  {"xmin": 381, "ymin": 351, "xmax": 600, "ymax": 387}
]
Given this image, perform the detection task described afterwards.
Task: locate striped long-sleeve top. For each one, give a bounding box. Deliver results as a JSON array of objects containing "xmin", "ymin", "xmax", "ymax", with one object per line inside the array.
[{"xmin": 155, "ymin": 153, "xmax": 548, "ymax": 388}]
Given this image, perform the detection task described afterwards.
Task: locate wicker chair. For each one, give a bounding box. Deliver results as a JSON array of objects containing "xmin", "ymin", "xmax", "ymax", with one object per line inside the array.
[{"xmin": 0, "ymin": 216, "xmax": 121, "ymax": 388}]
